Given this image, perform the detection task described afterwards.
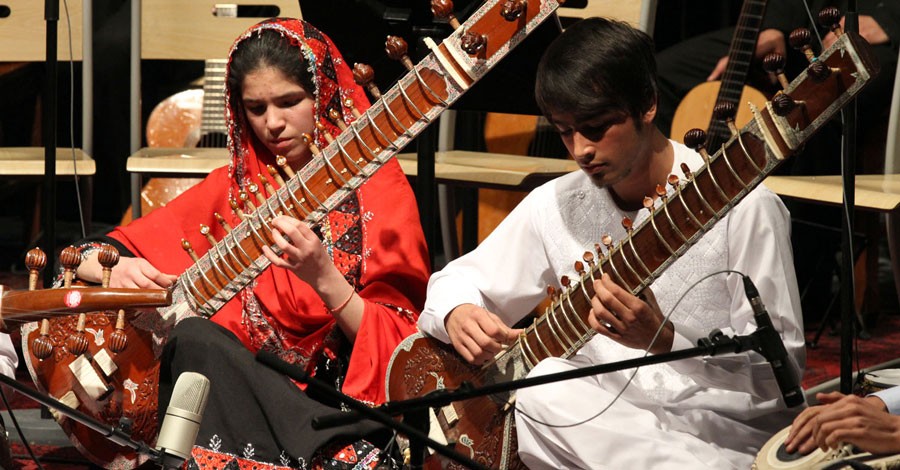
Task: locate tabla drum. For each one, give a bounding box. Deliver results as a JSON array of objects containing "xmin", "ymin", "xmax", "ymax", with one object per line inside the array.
[
  {"xmin": 753, "ymin": 426, "xmax": 900, "ymax": 469},
  {"xmin": 858, "ymin": 369, "xmax": 900, "ymax": 396}
]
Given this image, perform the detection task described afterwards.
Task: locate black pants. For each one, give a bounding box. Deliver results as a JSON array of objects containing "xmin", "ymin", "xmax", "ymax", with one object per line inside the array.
[{"xmin": 157, "ymin": 317, "xmax": 387, "ymax": 467}]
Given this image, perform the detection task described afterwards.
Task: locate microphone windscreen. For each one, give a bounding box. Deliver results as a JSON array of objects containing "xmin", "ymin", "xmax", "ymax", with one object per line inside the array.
[{"xmin": 156, "ymin": 372, "xmax": 210, "ymax": 467}]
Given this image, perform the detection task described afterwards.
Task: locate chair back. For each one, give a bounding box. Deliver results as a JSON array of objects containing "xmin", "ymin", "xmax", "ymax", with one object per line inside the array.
[
  {"xmin": 141, "ymin": 0, "xmax": 302, "ymax": 60},
  {"xmin": 559, "ymin": 0, "xmax": 657, "ymax": 34}
]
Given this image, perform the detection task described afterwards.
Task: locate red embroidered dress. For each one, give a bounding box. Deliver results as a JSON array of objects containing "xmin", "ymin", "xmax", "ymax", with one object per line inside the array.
[{"xmin": 101, "ymin": 18, "xmax": 429, "ymax": 468}]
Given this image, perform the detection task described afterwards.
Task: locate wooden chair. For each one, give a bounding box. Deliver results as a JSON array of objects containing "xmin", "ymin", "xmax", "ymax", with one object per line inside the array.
[
  {"xmin": 127, "ymin": 0, "xmax": 302, "ymax": 219},
  {"xmin": 0, "ymin": 0, "xmax": 95, "ymax": 242}
]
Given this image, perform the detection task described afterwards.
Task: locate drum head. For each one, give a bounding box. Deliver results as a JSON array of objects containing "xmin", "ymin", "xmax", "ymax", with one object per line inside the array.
[
  {"xmin": 867, "ymin": 369, "xmax": 900, "ymax": 390},
  {"xmin": 754, "ymin": 427, "xmax": 829, "ymax": 470}
]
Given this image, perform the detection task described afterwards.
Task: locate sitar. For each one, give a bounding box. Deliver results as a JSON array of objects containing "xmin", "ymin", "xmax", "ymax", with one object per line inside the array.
[
  {"xmin": 23, "ymin": 0, "xmax": 563, "ymax": 467},
  {"xmin": 386, "ymin": 13, "xmax": 879, "ymax": 470},
  {"xmin": 670, "ymin": 0, "xmax": 769, "ymax": 148}
]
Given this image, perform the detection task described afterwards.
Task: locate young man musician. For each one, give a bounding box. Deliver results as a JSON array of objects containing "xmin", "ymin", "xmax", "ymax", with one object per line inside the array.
[{"xmin": 418, "ymin": 17, "xmax": 805, "ymax": 469}]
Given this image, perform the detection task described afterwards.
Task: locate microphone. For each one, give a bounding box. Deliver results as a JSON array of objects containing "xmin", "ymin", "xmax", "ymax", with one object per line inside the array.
[
  {"xmin": 155, "ymin": 372, "xmax": 211, "ymax": 469},
  {"xmin": 742, "ymin": 276, "xmax": 805, "ymax": 408}
]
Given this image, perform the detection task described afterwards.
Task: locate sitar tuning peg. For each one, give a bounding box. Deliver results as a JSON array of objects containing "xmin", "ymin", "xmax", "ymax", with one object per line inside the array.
[
  {"xmin": 302, "ymin": 133, "xmax": 322, "ymax": 157},
  {"xmin": 98, "ymin": 244, "xmax": 120, "ymax": 288},
  {"xmin": 385, "ymin": 35, "xmax": 415, "ymax": 71},
  {"xmin": 33, "ymin": 319, "xmax": 53, "ymax": 360},
  {"xmin": 683, "ymin": 128, "xmax": 711, "ymax": 160},
  {"xmin": 713, "ymin": 102, "xmax": 739, "ymax": 136},
  {"xmin": 655, "ymin": 184, "xmax": 668, "ymax": 199},
  {"xmin": 583, "ymin": 251, "xmax": 595, "ymax": 267},
  {"xmin": 229, "ymin": 197, "xmax": 247, "ymax": 221},
  {"xmin": 762, "ymin": 53, "xmax": 791, "ymax": 90},
  {"xmin": 25, "ymin": 247, "xmax": 47, "ymax": 290},
  {"xmin": 601, "ymin": 234, "xmax": 614, "ymax": 251},
  {"xmin": 266, "ymin": 165, "xmax": 286, "ymax": 187},
  {"xmin": 200, "ymin": 224, "xmax": 217, "ymax": 247},
  {"xmin": 642, "ymin": 196, "xmax": 655, "ymax": 211},
  {"xmin": 343, "ymin": 98, "xmax": 362, "ymax": 119},
  {"xmin": 60, "ymin": 246, "xmax": 81, "ymax": 288},
  {"xmin": 500, "ymin": 0, "xmax": 526, "ymax": 21},
  {"xmin": 818, "ymin": 7, "xmax": 843, "ymax": 38},
  {"xmin": 431, "ymin": 0, "xmax": 486, "ymax": 55},
  {"xmin": 328, "ymin": 109, "xmax": 349, "ymax": 132},
  {"xmin": 574, "ymin": 260, "xmax": 586, "ymax": 276},
  {"xmin": 239, "ymin": 190, "xmax": 256, "ymax": 213},
  {"xmin": 680, "ymin": 162, "xmax": 694, "ymax": 180},
  {"xmin": 352, "ymin": 63, "xmax": 382, "ymax": 100},
  {"xmin": 667, "ymin": 173, "xmax": 681, "ymax": 189},
  {"xmin": 108, "ymin": 309, "xmax": 128, "ymax": 354},
  {"xmin": 316, "ymin": 121, "xmax": 336, "ymax": 145},
  {"xmin": 276, "ymin": 156, "xmax": 297, "ymax": 179},
  {"xmin": 807, "ymin": 60, "xmax": 840, "ymax": 83},
  {"xmin": 247, "ymin": 182, "xmax": 266, "ymax": 206},
  {"xmin": 182, "ymin": 239, "xmax": 200, "ymax": 263},
  {"xmin": 621, "ymin": 216, "xmax": 634, "ymax": 232},
  {"xmin": 214, "ymin": 212, "xmax": 232, "ymax": 233},
  {"xmin": 772, "ymin": 93, "xmax": 803, "ymax": 117},
  {"xmin": 66, "ymin": 313, "xmax": 88, "ymax": 356},
  {"xmin": 789, "ymin": 28, "xmax": 816, "ymax": 63},
  {"xmin": 547, "ymin": 285, "xmax": 559, "ymax": 302},
  {"xmin": 431, "ymin": 0, "xmax": 461, "ymax": 29}
]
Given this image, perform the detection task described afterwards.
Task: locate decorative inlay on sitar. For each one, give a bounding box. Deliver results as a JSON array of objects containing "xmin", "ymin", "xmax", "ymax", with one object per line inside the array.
[{"xmin": 387, "ymin": 16, "xmax": 880, "ymax": 470}]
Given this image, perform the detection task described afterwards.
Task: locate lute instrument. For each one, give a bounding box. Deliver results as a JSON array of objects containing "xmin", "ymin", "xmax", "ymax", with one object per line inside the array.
[
  {"xmin": 670, "ymin": 0, "xmax": 769, "ymax": 147},
  {"xmin": 24, "ymin": 0, "xmax": 563, "ymax": 467},
  {"xmin": 386, "ymin": 9, "xmax": 880, "ymax": 470}
]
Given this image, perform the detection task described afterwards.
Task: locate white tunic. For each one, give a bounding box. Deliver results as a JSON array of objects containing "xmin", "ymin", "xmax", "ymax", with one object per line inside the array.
[{"xmin": 419, "ymin": 141, "xmax": 805, "ymax": 469}]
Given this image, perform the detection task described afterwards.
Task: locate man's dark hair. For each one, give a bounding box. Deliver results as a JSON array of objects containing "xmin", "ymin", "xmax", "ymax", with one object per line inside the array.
[
  {"xmin": 227, "ymin": 29, "xmax": 316, "ymax": 101},
  {"xmin": 535, "ymin": 17, "xmax": 658, "ymax": 123}
]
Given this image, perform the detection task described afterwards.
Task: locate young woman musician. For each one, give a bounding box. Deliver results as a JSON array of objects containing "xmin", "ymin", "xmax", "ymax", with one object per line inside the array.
[{"xmin": 73, "ymin": 18, "xmax": 430, "ymax": 469}]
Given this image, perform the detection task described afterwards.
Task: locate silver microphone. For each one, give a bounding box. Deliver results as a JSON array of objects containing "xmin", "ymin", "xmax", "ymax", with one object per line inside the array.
[{"xmin": 155, "ymin": 372, "xmax": 211, "ymax": 468}]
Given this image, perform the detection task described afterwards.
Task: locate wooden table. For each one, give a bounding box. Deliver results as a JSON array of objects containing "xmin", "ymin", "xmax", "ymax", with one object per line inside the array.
[
  {"xmin": 0, "ymin": 147, "xmax": 96, "ymax": 239},
  {"xmin": 763, "ymin": 174, "xmax": 900, "ymax": 212}
]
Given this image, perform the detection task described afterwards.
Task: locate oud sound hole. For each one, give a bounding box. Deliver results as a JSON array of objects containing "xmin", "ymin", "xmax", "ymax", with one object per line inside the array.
[{"xmin": 0, "ymin": 6, "xmax": 11, "ymax": 18}]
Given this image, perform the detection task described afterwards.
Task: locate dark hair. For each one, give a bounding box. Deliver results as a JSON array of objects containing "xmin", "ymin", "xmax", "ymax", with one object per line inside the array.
[
  {"xmin": 227, "ymin": 28, "xmax": 315, "ymax": 101},
  {"xmin": 535, "ymin": 17, "xmax": 658, "ymax": 123}
]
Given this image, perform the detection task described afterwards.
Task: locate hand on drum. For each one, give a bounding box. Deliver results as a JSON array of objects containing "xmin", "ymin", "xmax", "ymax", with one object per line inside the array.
[{"xmin": 785, "ymin": 391, "xmax": 900, "ymax": 455}]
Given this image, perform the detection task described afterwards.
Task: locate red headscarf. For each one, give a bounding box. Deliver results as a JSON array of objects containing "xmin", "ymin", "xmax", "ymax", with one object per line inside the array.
[{"xmin": 109, "ymin": 18, "xmax": 427, "ymax": 403}]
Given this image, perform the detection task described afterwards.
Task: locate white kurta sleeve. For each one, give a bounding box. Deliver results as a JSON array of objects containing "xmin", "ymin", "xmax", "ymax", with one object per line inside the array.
[
  {"xmin": 872, "ymin": 386, "xmax": 900, "ymax": 415},
  {"xmin": 667, "ymin": 186, "xmax": 806, "ymax": 405},
  {"xmin": 0, "ymin": 333, "xmax": 18, "ymax": 379},
  {"xmin": 419, "ymin": 185, "xmax": 560, "ymax": 344}
]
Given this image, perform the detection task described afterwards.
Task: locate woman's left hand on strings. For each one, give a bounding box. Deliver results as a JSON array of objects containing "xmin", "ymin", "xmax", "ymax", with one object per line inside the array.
[{"xmin": 262, "ymin": 215, "xmax": 338, "ymax": 288}]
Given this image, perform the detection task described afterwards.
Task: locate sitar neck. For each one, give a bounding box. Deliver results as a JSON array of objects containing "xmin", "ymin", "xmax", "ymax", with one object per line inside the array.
[{"xmin": 158, "ymin": 0, "xmax": 564, "ymax": 322}]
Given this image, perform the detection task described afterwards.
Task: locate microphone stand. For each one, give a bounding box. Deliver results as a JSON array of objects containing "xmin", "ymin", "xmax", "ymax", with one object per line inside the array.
[
  {"xmin": 0, "ymin": 374, "xmax": 170, "ymax": 468},
  {"xmin": 840, "ymin": 0, "xmax": 858, "ymax": 395},
  {"xmin": 256, "ymin": 351, "xmax": 488, "ymax": 470},
  {"xmin": 42, "ymin": 0, "xmax": 60, "ymax": 287},
  {"xmin": 265, "ymin": 328, "xmax": 795, "ymax": 469}
]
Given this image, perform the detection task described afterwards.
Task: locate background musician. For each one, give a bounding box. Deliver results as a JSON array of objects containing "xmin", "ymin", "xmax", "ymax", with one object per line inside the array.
[
  {"xmin": 418, "ymin": 17, "xmax": 805, "ymax": 469},
  {"xmin": 785, "ymin": 387, "xmax": 900, "ymax": 455},
  {"xmin": 654, "ymin": 0, "xmax": 900, "ymax": 325},
  {"xmin": 67, "ymin": 18, "xmax": 430, "ymax": 469}
]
